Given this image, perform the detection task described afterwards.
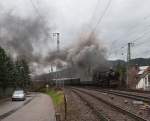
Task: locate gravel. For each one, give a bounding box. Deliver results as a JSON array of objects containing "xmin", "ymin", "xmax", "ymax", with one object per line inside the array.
[
  {"xmin": 78, "ymin": 88, "xmax": 150, "ymax": 120},
  {"xmin": 74, "ymin": 89, "xmax": 135, "ymax": 121},
  {"xmin": 109, "ymin": 89, "xmax": 150, "ymax": 98},
  {"xmin": 65, "ymin": 89, "xmax": 100, "ymax": 121}
]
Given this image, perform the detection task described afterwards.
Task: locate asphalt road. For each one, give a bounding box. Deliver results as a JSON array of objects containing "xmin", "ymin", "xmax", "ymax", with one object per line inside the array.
[{"xmin": 0, "ymin": 93, "xmax": 55, "ymax": 121}]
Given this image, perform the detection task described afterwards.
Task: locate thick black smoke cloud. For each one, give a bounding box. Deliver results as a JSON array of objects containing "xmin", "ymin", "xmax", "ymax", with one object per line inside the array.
[
  {"xmin": 0, "ymin": 13, "xmax": 50, "ymax": 60},
  {"xmin": 0, "ymin": 11, "xmax": 53, "ymax": 74},
  {"xmin": 0, "ymin": 11, "xmax": 108, "ymax": 78},
  {"xmin": 45, "ymin": 31, "xmax": 108, "ymax": 81}
]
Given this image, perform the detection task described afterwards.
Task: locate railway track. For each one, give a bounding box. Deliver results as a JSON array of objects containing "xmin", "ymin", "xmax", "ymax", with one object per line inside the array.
[
  {"xmin": 72, "ymin": 90, "xmax": 109, "ymax": 121},
  {"xmin": 112, "ymin": 89, "xmax": 150, "ymax": 94},
  {"xmin": 72, "ymin": 88, "xmax": 148, "ymax": 121},
  {"xmin": 85, "ymin": 88, "xmax": 150, "ymax": 104}
]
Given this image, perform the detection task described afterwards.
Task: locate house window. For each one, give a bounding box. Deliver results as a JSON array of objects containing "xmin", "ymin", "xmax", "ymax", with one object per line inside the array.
[{"xmin": 145, "ymin": 77, "xmax": 148, "ymax": 86}]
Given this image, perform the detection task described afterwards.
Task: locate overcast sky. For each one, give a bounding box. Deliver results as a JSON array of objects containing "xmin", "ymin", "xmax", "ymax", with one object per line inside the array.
[{"xmin": 1, "ymin": 0, "xmax": 150, "ymax": 66}]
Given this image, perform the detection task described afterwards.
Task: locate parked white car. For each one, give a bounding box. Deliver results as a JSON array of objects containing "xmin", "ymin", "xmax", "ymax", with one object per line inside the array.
[{"xmin": 12, "ymin": 90, "xmax": 26, "ymax": 101}]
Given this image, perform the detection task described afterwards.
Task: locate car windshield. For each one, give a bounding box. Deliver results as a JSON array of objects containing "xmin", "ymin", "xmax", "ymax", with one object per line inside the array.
[{"xmin": 14, "ymin": 91, "xmax": 23, "ymax": 94}]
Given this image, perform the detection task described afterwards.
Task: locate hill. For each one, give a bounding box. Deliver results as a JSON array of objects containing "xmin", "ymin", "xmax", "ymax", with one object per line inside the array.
[{"xmin": 109, "ymin": 58, "xmax": 150, "ymax": 68}]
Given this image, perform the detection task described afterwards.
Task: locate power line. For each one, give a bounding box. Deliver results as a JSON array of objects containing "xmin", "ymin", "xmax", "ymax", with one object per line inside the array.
[
  {"xmin": 29, "ymin": 0, "xmax": 51, "ymax": 39},
  {"xmin": 111, "ymin": 30, "xmax": 149, "ymax": 53},
  {"xmin": 131, "ymin": 29, "xmax": 150, "ymax": 43},
  {"xmin": 133, "ymin": 37, "xmax": 150, "ymax": 48},
  {"xmin": 108, "ymin": 8, "xmax": 150, "ymax": 59},
  {"xmin": 29, "ymin": 0, "xmax": 45, "ymax": 21},
  {"xmin": 109, "ymin": 14, "xmax": 150, "ymax": 54},
  {"xmin": 132, "ymin": 49, "xmax": 150, "ymax": 59},
  {"xmin": 62, "ymin": 0, "xmax": 150, "ymax": 58},
  {"xmin": 140, "ymin": 50, "xmax": 150, "ymax": 55},
  {"xmin": 144, "ymin": 14, "xmax": 150, "ymax": 20},
  {"xmin": 90, "ymin": 0, "xmax": 112, "ymax": 35},
  {"xmin": 109, "ymin": 27, "xmax": 150, "ymax": 56},
  {"xmin": 90, "ymin": 0, "xmax": 101, "ymax": 25}
]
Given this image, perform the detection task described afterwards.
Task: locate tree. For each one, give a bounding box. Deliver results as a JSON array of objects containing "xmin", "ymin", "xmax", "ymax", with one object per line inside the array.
[
  {"xmin": 21, "ymin": 59, "xmax": 31, "ymax": 89},
  {"xmin": 116, "ymin": 63, "xmax": 126, "ymax": 87},
  {"xmin": 0, "ymin": 47, "xmax": 13, "ymax": 93},
  {"xmin": 15, "ymin": 59, "xmax": 31, "ymax": 89},
  {"xmin": 5, "ymin": 57, "xmax": 15, "ymax": 86},
  {"xmin": 0, "ymin": 46, "xmax": 31, "ymax": 95}
]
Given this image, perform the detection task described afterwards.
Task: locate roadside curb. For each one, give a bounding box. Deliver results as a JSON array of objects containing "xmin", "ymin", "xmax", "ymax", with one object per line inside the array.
[{"xmin": 0, "ymin": 98, "xmax": 10, "ymax": 104}]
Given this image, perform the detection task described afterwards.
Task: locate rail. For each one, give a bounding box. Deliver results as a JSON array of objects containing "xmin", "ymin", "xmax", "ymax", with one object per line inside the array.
[
  {"xmin": 72, "ymin": 88, "xmax": 148, "ymax": 121},
  {"xmin": 87, "ymin": 88, "xmax": 150, "ymax": 104},
  {"xmin": 72, "ymin": 89, "xmax": 109, "ymax": 121}
]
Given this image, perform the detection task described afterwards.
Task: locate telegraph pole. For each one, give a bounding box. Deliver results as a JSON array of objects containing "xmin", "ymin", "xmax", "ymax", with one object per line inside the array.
[
  {"xmin": 53, "ymin": 33, "xmax": 60, "ymax": 88},
  {"xmin": 53, "ymin": 33, "xmax": 60, "ymax": 53},
  {"xmin": 127, "ymin": 43, "xmax": 131, "ymax": 62},
  {"xmin": 57, "ymin": 33, "xmax": 60, "ymax": 53},
  {"xmin": 126, "ymin": 42, "xmax": 132, "ymax": 88}
]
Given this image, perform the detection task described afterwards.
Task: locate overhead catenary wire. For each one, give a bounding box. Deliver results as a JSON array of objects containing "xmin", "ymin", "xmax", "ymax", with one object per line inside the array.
[
  {"xmin": 90, "ymin": 0, "xmax": 101, "ymax": 23},
  {"xmin": 29, "ymin": 0, "xmax": 43, "ymax": 19},
  {"xmin": 90, "ymin": 0, "xmax": 112, "ymax": 37},
  {"xmin": 132, "ymin": 37, "xmax": 150, "ymax": 48},
  {"xmin": 132, "ymin": 49, "xmax": 150, "ymax": 59},
  {"xmin": 29, "ymin": 0, "xmax": 51, "ymax": 39},
  {"xmin": 107, "ymin": 8, "xmax": 150, "ymax": 60},
  {"xmin": 109, "ymin": 27, "xmax": 150, "ymax": 56},
  {"xmin": 109, "ymin": 13, "xmax": 150, "ymax": 56}
]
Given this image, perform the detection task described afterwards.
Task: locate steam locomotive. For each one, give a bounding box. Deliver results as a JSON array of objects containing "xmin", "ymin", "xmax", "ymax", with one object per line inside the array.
[
  {"xmin": 67, "ymin": 68, "xmax": 120, "ymax": 88},
  {"xmin": 92, "ymin": 69, "xmax": 120, "ymax": 88}
]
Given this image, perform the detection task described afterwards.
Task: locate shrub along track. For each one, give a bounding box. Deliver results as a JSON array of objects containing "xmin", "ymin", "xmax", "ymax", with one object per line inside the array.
[{"xmin": 72, "ymin": 88, "xmax": 148, "ymax": 121}]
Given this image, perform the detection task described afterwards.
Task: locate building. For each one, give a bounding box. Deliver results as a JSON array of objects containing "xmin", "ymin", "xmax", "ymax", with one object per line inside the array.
[
  {"xmin": 136, "ymin": 66, "xmax": 150, "ymax": 90},
  {"xmin": 128, "ymin": 65, "xmax": 139, "ymax": 89}
]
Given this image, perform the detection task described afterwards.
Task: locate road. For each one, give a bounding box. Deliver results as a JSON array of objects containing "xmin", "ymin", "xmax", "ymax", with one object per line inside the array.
[{"xmin": 0, "ymin": 93, "xmax": 55, "ymax": 121}]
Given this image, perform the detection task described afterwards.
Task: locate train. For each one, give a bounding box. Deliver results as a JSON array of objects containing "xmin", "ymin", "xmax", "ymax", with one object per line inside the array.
[
  {"xmin": 92, "ymin": 69, "xmax": 120, "ymax": 88},
  {"xmin": 51, "ymin": 68, "xmax": 120, "ymax": 88},
  {"xmin": 34, "ymin": 67, "xmax": 121, "ymax": 88}
]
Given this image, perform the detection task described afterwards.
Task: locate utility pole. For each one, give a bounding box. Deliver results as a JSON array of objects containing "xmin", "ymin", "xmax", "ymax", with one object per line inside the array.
[
  {"xmin": 53, "ymin": 33, "xmax": 60, "ymax": 53},
  {"xmin": 57, "ymin": 33, "xmax": 60, "ymax": 53},
  {"xmin": 126, "ymin": 42, "xmax": 132, "ymax": 88},
  {"xmin": 52, "ymin": 33, "xmax": 60, "ymax": 88},
  {"xmin": 127, "ymin": 43, "xmax": 131, "ymax": 62}
]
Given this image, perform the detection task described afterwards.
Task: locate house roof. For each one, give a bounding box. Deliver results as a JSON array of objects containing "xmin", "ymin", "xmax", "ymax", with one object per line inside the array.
[{"xmin": 138, "ymin": 66, "xmax": 149, "ymax": 75}]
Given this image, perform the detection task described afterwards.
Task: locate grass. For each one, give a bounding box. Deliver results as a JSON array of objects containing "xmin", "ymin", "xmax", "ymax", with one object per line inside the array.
[{"xmin": 47, "ymin": 89, "xmax": 64, "ymax": 106}]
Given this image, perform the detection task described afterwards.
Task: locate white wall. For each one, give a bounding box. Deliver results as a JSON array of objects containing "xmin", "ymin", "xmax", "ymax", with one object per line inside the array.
[{"xmin": 136, "ymin": 74, "xmax": 150, "ymax": 90}]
